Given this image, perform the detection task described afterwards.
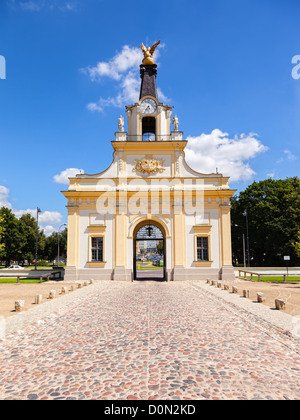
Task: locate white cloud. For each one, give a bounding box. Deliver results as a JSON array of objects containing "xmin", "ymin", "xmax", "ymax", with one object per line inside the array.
[
  {"xmin": 185, "ymin": 129, "xmax": 268, "ymax": 182},
  {"xmin": 276, "ymin": 149, "xmax": 298, "ymax": 164},
  {"xmin": 43, "ymin": 225, "xmax": 58, "ymax": 237},
  {"xmin": 0, "ymin": 185, "xmax": 64, "ymax": 235},
  {"xmin": 284, "ymin": 149, "xmax": 297, "ymax": 161},
  {"xmin": 83, "ymin": 45, "xmax": 143, "ymax": 82},
  {"xmin": 13, "ymin": 209, "xmax": 63, "ymax": 225},
  {"xmin": 83, "ymin": 44, "xmax": 168, "ymax": 112},
  {"xmin": 53, "ymin": 167, "xmax": 84, "ymax": 184},
  {"xmin": 7, "ymin": 0, "xmax": 78, "ymax": 11},
  {"xmin": 0, "ymin": 186, "xmax": 13, "ymax": 209}
]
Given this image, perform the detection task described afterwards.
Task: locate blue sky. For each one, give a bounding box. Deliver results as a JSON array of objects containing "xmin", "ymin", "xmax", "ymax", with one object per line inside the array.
[{"xmin": 0, "ymin": 0, "xmax": 299, "ymax": 234}]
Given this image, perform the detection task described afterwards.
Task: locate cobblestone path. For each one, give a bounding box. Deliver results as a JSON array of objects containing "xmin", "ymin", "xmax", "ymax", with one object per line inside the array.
[{"xmin": 0, "ymin": 281, "xmax": 300, "ymax": 400}]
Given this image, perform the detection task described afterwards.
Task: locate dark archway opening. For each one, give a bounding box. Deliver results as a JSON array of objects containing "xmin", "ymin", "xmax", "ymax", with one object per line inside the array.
[
  {"xmin": 142, "ymin": 117, "xmax": 156, "ymax": 141},
  {"xmin": 133, "ymin": 223, "xmax": 166, "ymax": 281}
]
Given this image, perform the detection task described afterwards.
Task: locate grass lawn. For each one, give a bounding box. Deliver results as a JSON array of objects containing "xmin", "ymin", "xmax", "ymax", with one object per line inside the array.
[
  {"xmin": 0, "ymin": 278, "xmax": 49, "ymax": 284},
  {"xmin": 246, "ymin": 275, "xmax": 300, "ymax": 282}
]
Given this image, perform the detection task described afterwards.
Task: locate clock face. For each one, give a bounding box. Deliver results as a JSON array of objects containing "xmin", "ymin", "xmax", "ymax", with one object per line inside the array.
[{"xmin": 140, "ymin": 98, "xmax": 157, "ymax": 115}]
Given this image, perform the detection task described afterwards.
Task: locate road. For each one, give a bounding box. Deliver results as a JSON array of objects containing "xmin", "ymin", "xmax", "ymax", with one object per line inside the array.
[{"xmin": 0, "ymin": 281, "xmax": 299, "ymax": 400}]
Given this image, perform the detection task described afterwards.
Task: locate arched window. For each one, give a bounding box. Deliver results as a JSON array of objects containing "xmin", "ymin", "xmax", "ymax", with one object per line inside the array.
[{"xmin": 142, "ymin": 117, "xmax": 156, "ymax": 141}]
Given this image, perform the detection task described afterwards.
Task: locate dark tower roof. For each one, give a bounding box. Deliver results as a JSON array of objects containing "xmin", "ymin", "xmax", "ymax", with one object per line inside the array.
[{"xmin": 139, "ymin": 64, "xmax": 158, "ymax": 100}]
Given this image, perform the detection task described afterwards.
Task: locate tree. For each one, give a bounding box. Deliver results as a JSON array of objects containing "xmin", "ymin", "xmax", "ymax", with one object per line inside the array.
[
  {"xmin": 0, "ymin": 208, "xmax": 48, "ymax": 266},
  {"xmin": 231, "ymin": 177, "xmax": 300, "ymax": 267},
  {"xmin": 0, "ymin": 215, "xmax": 5, "ymax": 256},
  {"xmin": 293, "ymin": 231, "xmax": 300, "ymax": 258},
  {"xmin": 0, "ymin": 207, "xmax": 25, "ymax": 266},
  {"xmin": 45, "ymin": 232, "xmax": 59, "ymax": 263},
  {"xmin": 44, "ymin": 228, "xmax": 67, "ymax": 264},
  {"xmin": 19, "ymin": 213, "xmax": 46, "ymax": 264}
]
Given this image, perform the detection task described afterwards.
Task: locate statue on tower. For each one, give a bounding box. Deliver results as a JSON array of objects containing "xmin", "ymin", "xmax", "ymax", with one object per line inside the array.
[
  {"xmin": 118, "ymin": 115, "xmax": 124, "ymax": 132},
  {"xmin": 140, "ymin": 41, "xmax": 160, "ymax": 65},
  {"xmin": 172, "ymin": 115, "xmax": 180, "ymax": 132}
]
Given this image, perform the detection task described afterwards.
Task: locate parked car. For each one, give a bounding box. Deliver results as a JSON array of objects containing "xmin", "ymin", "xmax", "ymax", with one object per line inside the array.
[{"xmin": 1, "ymin": 265, "xmax": 25, "ymax": 270}]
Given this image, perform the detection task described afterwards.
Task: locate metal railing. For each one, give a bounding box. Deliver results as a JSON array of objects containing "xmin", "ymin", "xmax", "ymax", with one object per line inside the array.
[{"xmin": 126, "ymin": 134, "xmax": 173, "ymax": 142}]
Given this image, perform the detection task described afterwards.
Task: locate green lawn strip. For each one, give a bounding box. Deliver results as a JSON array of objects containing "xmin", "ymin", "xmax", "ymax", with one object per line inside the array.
[
  {"xmin": 0, "ymin": 278, "xmax": 49, "ymax": 284},
  {"xmin": 245, "ymin": 275, "xmax": 300, "ymax": 282}
]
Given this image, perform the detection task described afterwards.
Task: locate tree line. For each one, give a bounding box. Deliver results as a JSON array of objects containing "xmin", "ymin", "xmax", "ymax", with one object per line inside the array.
[
  {"xmin": 231, "ymin": 177, "xmax": 300, "ymax": 267},
  {"xmin": 0, "ymin": 207, "xmax": 67, "ymax": 267}
]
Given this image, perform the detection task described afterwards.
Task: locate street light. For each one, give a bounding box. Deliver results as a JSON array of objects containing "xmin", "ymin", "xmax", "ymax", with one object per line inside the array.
[
  {"xmin": 57, "ymin": 224, "xmax": 67, "ymax": 268},
  {"xmin": 243, "ymin": 209, "xmax": 251, "ymax": 268},
  {"xmin": 35, "ymin": 207, "xmax": 42, "ymax": 271},
  {"xmin": 234, "ymin": 224, "xmax": 246, "ymax": 268}
]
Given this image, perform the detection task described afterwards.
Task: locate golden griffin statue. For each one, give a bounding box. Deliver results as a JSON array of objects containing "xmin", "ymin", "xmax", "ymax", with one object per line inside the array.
[{"xmin": 140, "ymin": 41, "xmax": 160, "ymax": 65}]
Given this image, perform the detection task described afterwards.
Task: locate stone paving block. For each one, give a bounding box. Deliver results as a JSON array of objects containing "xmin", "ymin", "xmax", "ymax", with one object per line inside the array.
[
  {"xmin": 15, "ymin": 300, "xmax": 24, "ymax": 312},
  {"xmin": 275, "ymin": 299, "xmax": 286, "ymax": 311},
  {"xmin": 49, "ymin": 290, "xmax": 56, "ymax": 300},
  {"xmin": 35, "ymin": 295, "xmax": 42, "ymax": 305},
  {"xmin": 243, "ymin": 290, "xmax": 250, "ymax": 298},
  {"xmin": 257, "ymin": 292, "xmax": 265, "ymax": 303}
]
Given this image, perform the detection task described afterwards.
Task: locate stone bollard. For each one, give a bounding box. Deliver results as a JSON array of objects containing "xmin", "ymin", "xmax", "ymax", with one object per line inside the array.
[
  {"xmin": 275, "ymin": 299, "xmax": 286, "ymax": 310},
  {"xmin": 224, "ymin": 284, "xmax": 230, "ymax": 291},
  {"xmin": 257, "ymin": 292, "xmax": 265, "ymax": 303},
  {"xmin": 217, "ymin": 282, "xmax": 222, "ymax": 288},
  {"xmin": 70, "ymin": 285, "xmax": 76, "ymax": 292},
  {"xmin": 212, "ymin": 281, "xmax": 217, "ymax": 286},
  {"xmin": 243, "ymin": 290, "xmax": 250, "ymax": 298},
  {"xmin": 83, "ymin": 281, "xmax": 89, "ymax": 287},
  {"xmin": 61, "ymin": 287, "xmax": 68, "ymax": 295},
  {"xmin": 232, "ymin": 286, "xmax": 238, "ymax": 294},
  {"xmin": 35, "ymin": 295, "xmax": 42, "ymax": 305},
  {"xmin": 206, "ymin": 279, "xmax": 210, "ymax": 284},
  {"xmin": 15, "ymin": 300, "xmax": 25, "ymax": 312},
  {"xmin": 49, "ymin": 290, "xmax": 56, "ymax": 300},
  {"xmin": 90, "ymin": 279, "xmax": 94, "ymax": 285}
]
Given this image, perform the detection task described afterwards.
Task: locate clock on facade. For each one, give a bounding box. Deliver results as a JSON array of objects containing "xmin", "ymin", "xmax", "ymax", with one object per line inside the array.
[{"xmin": 140, "ymin": 98, "xmax": 157, "ymax": 115}]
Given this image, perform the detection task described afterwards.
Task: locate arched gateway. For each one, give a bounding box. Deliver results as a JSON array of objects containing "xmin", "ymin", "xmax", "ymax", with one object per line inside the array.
[
  {"xmin": 133, "ymin": 222, "xmax": 166, "ymax": 281},
  {"xmin": 62, "ymin": 41, "xmax": 236, "ymax": 283}
]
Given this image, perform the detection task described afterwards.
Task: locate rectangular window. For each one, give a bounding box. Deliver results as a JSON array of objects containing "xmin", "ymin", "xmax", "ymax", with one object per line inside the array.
[
  {"xmin": 197, "ymin": 237, "xmax": 209, "ymax": 261},
  {"xmin": 91, "ymin": 237, "xmax": 103, "ymax": 262}
]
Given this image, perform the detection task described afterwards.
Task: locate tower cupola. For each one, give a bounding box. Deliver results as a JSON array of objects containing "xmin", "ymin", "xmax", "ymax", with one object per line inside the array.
[{"xmin": 115, "ymin": 41, "xmax": 183, "ymax": 142}]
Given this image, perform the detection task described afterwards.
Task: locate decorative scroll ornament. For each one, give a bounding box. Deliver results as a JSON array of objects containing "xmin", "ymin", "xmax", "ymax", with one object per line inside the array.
[{"xmin": 133, "ymin": 155, "xmax": 165, "ymax": 175}]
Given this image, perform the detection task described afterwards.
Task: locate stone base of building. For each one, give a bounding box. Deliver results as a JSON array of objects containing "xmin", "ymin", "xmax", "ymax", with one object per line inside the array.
[
  {"xmin": 220, "ymin": 265, "xmax": 236, "ymax": 281},
  {"xmin": 113, "ymin": 266, "xmax": 132, "ymax": 282},
  {"xmin": 64, "ymin": 266, "xmax": 78, "ymax": 282},
  {"xmin": 63, "ymin": 266, "xmax": 235, "ymax": 282}
]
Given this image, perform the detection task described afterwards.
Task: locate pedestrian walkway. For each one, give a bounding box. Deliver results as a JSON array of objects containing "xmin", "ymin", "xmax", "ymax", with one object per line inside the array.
[{"xmin": 0, "ymin": 281, "xmax": 299, "ymax": 400}]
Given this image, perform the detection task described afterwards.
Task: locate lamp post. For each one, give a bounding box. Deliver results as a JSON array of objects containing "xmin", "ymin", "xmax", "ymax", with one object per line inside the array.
[
  {"xmin": 57, "ymin": 224, "xmax": 67, "ymax": 268},
  {"xmin": 35, "ymin": 207, "xmax": 42, "ymax": 271},
  {"xmin": 234, "ymin": 224, "xmax": 246, "ymax": 268},
  {"xmin": 243, "ymin": 209, "xmax": 250, "ymax": 268}
]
